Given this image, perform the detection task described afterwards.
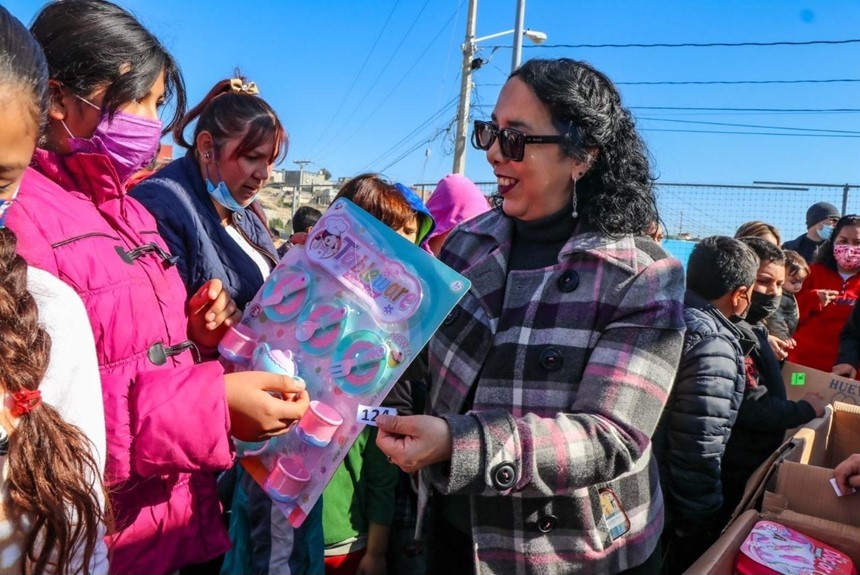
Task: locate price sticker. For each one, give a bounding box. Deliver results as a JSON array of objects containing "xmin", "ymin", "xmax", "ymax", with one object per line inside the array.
[{"xmin": 356, "ymin": 405, "xmax": 397, "ymax": 427}]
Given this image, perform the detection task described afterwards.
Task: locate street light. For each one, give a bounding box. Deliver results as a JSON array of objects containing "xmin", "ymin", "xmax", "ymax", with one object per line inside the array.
[{"xmin": 452, "ymin": 0, "xmax": 546, "ymax": 174}]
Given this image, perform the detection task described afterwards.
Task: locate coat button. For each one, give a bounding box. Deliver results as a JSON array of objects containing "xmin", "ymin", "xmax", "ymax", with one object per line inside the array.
[
  {"xmin": 234, "ymin": 211, "xmax": 244, "ymax": 222},
  {"xmin": 443, "ymin": 308, "xmax": 459, "ymax": 326},
  {"xmin": 537, "ymin": 514, "xmax": 558, "ymax": 533},
  {"xmin": 539, "ymin": 347, "xmax": 563, "ymax": 372},
  {"xmin": 491, "ymin": 462, "xmax": 516, "ymax": 490},
  {"xmin": 557, "ymin": 270, "xmax": 579, "ymax": 293}
]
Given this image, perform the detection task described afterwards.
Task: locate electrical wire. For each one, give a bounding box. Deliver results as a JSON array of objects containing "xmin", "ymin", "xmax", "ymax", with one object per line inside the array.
[
  {"xmin": 495, "ymin": 38, "xmax": 860, "ymax": 49},
  {"xmin": 620, "ymin": 78, "xmax": 860, "ymax": 86},
  {"xmin": 361, "ymin": 95, "xmax": 459, "ymax": 171},
  {"xmin": 315, "ymin": 0, "xmax": 433, "ymax": 160},
  {"xmin": 639, "ymin": 117, "xmax": 860, "ymax": 135},
  {"xmin": 633, "ymin": 106, "xmax": 860, "ymax": 113},
  {"xmin": 642, "ymin": 127, "xmax": 860, "ymax": 138},
  {"xmin": 320, "ymin": 2, "xmax": 463, "ymax": 163},
  {"xmin": 308, "ymin": 0, "xmax": 401, "ymax": 156}
]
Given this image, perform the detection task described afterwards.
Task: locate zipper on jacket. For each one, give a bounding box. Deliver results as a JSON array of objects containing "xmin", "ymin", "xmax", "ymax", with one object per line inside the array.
[{"xmin": 52, "ymin": 231, "xmax": 121, "ymax": 249}]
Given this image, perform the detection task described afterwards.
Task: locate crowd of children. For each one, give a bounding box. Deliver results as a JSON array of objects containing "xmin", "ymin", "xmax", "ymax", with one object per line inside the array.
[{"xmin": 1, "ymin": 2, "xmax": 860, "ymax": 575}]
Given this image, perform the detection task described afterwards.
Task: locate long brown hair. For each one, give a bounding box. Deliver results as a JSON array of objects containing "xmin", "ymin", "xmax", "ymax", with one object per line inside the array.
[{"xmin": 0, "ymin": 6, "xmax": 105, "ymax": 574}]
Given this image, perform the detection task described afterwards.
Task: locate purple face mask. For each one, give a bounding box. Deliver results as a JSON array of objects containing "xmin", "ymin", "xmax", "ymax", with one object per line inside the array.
[{"xmin": 62, "ymin": 95, "xmax": 162, "ymax": 184}]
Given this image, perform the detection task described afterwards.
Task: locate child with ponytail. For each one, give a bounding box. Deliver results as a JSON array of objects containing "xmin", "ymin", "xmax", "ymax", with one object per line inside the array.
[{"xmin": 0, "ymin": 6, "xmax": 107, "ymax": 574}]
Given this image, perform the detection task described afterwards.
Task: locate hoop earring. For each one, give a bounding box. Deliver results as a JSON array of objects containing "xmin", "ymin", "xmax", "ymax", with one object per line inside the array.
[{"xmin": 571, "ymin": 177, "xmax": 578, "ymax": 219}]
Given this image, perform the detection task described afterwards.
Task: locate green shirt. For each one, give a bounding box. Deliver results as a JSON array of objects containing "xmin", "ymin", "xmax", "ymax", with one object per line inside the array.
[{"xmin": 321, "ymin": 427, "xmax": 399, "ymax": 547}]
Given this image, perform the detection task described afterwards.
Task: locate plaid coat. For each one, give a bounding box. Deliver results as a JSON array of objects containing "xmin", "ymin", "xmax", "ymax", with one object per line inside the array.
[{"xmin": 427, "ymin": 209, "xmax": 685, "ymax": 575}]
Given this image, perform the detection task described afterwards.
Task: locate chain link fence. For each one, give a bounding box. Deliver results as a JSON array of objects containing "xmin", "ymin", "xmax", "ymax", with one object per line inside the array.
[{"xmin": 262, "ymin": 180, "xmax": 860, "ymax": 261}]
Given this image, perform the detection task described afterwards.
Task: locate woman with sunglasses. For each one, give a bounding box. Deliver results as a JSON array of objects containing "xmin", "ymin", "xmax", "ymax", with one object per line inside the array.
[
  {"xmin": 376, "ymin": 58, "xmax": 685, "ymax": 575},
  {"xmin": 6, "ymin": 2, "xmax": 309, "ymax": 573}
]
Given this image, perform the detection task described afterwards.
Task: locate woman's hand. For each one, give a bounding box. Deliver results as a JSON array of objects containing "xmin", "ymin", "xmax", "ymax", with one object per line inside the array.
[
  {"xmin": 187, "ymin": 279, "xmax": 241, "ymax": 348},
  {"xmin": 375, "ymin": 414, "xmax": 452, "ymax": 474},
  {"xmin": 816, "ymin": 289, "xmax": 839, "ymax": 307},
  {"xmin": 833, "ymin": 363, "xmax": 857, "ymax": 379},
  {"xmin": 225, "ymin": 371, "xmax": 309, "ymax": 441},
  {"xmin": 767, "ymin": 335, "xmax": 793, "ymax": 361},
  {"xmin": 833, "ymin": 453, "xmax": 860, "ymax": 496}
]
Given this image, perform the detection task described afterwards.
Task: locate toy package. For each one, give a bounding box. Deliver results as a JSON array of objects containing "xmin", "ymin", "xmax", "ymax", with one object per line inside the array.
[
  {"xmin": 218, "ymin": 198, "xmax": 470, "ymax": 527},
  {"xmin": 736, "ymin": 520, "xmax": 856, "ymax": 575}
]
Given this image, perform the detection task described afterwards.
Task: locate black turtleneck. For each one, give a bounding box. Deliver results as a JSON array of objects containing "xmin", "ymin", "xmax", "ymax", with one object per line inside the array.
[{"xmin": 509, "ymin": 205, "xmax": 577, "ymax": 271}]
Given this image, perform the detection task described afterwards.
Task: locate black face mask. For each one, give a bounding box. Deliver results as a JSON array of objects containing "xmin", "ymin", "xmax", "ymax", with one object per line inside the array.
[{"xmin": 745, "ymin": 291, "xmax": 781, "ymax": 325}]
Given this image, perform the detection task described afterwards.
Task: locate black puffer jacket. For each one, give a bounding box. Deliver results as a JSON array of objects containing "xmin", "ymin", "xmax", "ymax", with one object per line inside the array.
[
  {"xmin": 655, "ymin": 290, "xmax": 753, "ymax": 528},
  {"xmin": 721, "ymin": 320, "xmax": 817, "ymax": 516}
]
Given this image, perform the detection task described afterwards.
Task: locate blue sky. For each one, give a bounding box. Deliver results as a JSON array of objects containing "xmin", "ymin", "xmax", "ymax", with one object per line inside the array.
[{"xmin": 5, "ymin": 0, "xmax": 860, "ymax": 238}]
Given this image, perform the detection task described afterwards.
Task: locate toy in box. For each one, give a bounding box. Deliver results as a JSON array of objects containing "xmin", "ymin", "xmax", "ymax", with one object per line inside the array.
[
  {"xmin": 218, "ymin": 198, "xmax": 470, "ymax": 527},
  {"xmin": 736, "ymin": 520, "xmax": 856, "ymax": 575}
]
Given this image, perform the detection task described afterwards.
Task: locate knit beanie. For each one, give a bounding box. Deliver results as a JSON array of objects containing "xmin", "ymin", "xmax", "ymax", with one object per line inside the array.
[{"xmin": 806, "ymin": 202, "xmax": 840, "ymax": 229}]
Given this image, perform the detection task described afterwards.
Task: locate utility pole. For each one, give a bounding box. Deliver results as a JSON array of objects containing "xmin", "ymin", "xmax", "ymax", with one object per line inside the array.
[
  {"xmin": 452, "ymin": 0, "xmax": 478, "ymax": 175},
  {"xmin": 511, "ymin": 0, "xmax": 526, "ymax": 71},
  {"xmin": 293, "ymin": 159, "xmax": 312, "ymax": 216}
]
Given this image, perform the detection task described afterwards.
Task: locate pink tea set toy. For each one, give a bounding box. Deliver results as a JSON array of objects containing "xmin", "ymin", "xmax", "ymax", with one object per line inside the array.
[{"xmin": 219, "ymin": 199, "xmax": 470, "ymax": 527}]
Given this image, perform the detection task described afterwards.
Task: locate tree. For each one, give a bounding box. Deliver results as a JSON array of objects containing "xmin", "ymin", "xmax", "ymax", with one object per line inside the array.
[{"xmin": 320, "ymin": 168, "xmax": 332, "ymax": 181}]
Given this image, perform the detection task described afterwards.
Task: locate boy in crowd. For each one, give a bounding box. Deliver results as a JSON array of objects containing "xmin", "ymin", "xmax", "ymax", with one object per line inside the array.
[
  {"xmin": 279, "ymin": 206, "xmax": 323, "ymax": 257},
  {"xmin": 656, "ymin": 236, "xmax": 759, "ymax": 573},
  {"xmin": 721, "ymin": 238, "xmax": 825, "ymax": 522}
]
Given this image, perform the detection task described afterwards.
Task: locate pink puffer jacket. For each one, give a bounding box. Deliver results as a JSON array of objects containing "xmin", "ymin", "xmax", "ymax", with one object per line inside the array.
[{"xmin": 9, "ymin": 149, "xmax": 234, "ymax": 575}]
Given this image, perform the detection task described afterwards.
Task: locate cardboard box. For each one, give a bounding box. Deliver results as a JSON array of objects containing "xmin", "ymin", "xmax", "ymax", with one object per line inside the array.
[
  {"xmin": 758, "ymin": 402, "xmax": 860, "ymax": 528},
  {"xmin": 724, "ymin": 407, "xmax": 833, "ymax": 525},
  {"xmin": 685, "ymin": 507, "xmax": 860, "ymax": 574},
  {"xmin": 783, "ymin": 361, "xmax": 860, "ymax": 406}
]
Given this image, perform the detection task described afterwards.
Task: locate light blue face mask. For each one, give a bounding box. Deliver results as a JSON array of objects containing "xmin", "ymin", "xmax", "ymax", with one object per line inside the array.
[
  {"xmin": 819, "ymin": 224, "xmax": 835, "ymax": 241},
  {"xmin": 204, "ymin": 156, "xmax": 247, "ymax": 212},
  {"xmin": 207, "ymin": 178, "xmax": 246, "ymax": 212}
]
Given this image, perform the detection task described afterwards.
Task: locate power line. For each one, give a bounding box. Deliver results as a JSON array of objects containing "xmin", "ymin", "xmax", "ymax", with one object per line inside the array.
[
  {"xmin": 308, "ymin": 0, "xmax": 401, "ymax": 155},
  {"xmin": 315, "ymin": 0, "xmax": 433, "ymax": 160},
  {"xmin": 494, "ymin": 38, "xmax": 860, "ymax": 49},
  {"xmin": 633, "ymin": 106, "xmax": 860, "ymax": 113},
  {"xmin": 362, "ymin": 96, "xmax": 459, "ymax": 171},
  {"xmin": 319, "ymin": 2, "xmax": 463, "ymax": 162},
  {"xmin": 642, "ymin": 127, "xmax": 860, "ymax": 138},
  {"xmin": 639, "ymin": 117, "xmax": 860, "ymax": 135},
  {"xmin": 480, "ymin": 78, "xmax": 860, "ymax": 87},
  {"xmin": 620, "ymin": 78, "xmax": 860, "ymax": 86}
]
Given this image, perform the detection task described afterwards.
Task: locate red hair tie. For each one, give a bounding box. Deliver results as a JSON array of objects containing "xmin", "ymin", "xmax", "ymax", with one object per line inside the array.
[{"xmin": 10, "ymin": 389, "xmax": 42, "ymax": 417}]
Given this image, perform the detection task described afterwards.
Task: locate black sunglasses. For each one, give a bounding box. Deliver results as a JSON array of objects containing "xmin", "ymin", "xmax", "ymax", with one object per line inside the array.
[{"xmin": 471, "ymin": 120, "xmax": 565, "ymax": 162}]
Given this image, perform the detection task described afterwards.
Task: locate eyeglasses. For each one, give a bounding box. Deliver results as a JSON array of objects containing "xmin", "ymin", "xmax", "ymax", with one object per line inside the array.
[{"xmin": 471, "ymin": 120, "xmax": 565, "ymax": 162}]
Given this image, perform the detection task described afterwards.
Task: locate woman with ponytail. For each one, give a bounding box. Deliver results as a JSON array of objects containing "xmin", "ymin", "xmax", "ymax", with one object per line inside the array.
[
  {"xmin": 132, "ymin": 80, "xmax": 324, "ymax": 574},
  {"xmin": 0, "ymin": 6, "xmax": 107, "ymax": 574},
  {"xmin": 6, "ymin": 2, "xmax": 309, "ymax": 573}
]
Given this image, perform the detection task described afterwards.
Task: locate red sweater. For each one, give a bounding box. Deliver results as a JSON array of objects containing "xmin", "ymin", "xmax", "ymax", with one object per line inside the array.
[{"xmin": 788, "ymin": 263, "xmax": 860, "ymax": 371}]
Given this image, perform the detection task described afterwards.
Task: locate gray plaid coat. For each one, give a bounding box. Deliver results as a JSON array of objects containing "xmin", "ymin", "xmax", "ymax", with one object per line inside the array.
[{"xmin": 427, "ymin": 209, "xmax": 685, "ymax": 575}]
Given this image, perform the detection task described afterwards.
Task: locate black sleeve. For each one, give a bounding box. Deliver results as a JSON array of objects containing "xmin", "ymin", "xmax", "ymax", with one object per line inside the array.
[
  {"xmin": 837, "ymin": 303, "xmax": 860, "ymax": 367},
  {"xmin": 666, "ymin": 334, "xmax": 745, "ymax": 523}
]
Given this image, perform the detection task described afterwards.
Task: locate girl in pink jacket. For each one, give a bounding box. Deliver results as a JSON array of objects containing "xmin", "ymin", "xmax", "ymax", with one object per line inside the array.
[{"xmin": 7, "ymin": 2, "xmax": 309, "ymax": 573}]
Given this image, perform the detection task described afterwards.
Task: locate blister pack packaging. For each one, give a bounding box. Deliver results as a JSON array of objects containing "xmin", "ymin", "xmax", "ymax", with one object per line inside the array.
[{"xmin": 218, "ymin": 198, "xmax": 470, "ymax": 527}]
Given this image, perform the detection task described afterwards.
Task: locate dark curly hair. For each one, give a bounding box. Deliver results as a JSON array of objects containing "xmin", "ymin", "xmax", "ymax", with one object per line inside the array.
[
  {"xmin": 1, "ymin": 6, "xmax": 105, "ymax": 573},
  {"xmin": 815, "ymin": 214, "xmax": 860, "ymax": 271},
  {"xmin": 504, "ymin": 58, "xmax": 657, "ymax": 237}
]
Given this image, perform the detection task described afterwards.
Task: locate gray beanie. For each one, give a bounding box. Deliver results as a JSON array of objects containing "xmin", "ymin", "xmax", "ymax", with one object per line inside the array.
[{"xmin": 806, "ymin": 202, "xmax": 840, "ymax": 228}]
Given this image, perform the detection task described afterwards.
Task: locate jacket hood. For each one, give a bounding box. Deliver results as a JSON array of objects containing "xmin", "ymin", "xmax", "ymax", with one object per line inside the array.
[
  {"xmin": 394, "ymin": 183, "xmax": 435, "ymax": 245},
  {"xmin": 425, "ymin": 174, "xmax": 490, "ymax": 240}
]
